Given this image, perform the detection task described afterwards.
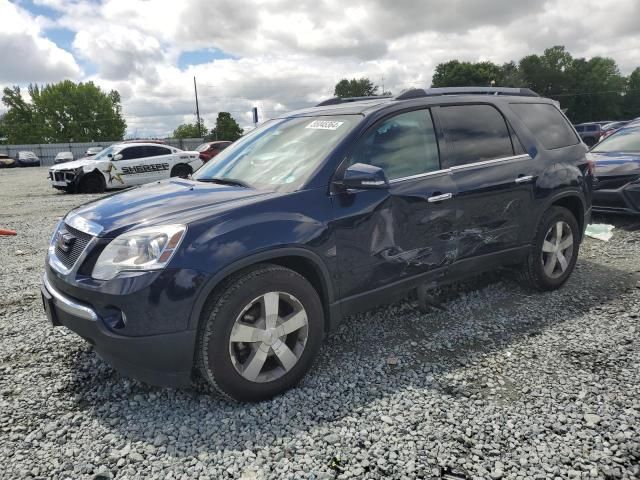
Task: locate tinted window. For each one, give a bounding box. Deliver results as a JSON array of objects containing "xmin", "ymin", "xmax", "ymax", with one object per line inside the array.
[
  {"xmin": 119, "ymin": 146, "xmax": 146, "ymax": 160},
  {"xmin": 350, "ymin": 109, "xmax": 440, "ymax": 180},
  {"xmin": 575, "ymin": 125, "xmax": 585, "ymax": 133},
  {"xmin": 146, "ymin": 146, "xmax": 171, "ymax": 157},
  {"xmin": 510, "ymin": 103, "xmax": 579, "ymax": 150},
  {"xmin": 438, "ymin": 104, "xmax": 514, "ymax": 168}
]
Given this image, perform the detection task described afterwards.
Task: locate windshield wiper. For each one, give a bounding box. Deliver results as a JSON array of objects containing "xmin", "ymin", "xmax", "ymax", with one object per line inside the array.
[{"xmin": 196, "ymin": 177, "xmax": 252, "ymax": 188}]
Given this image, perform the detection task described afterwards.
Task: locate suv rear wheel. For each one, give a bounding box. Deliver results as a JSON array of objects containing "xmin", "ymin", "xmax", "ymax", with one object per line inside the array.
[
  {"xmin": 521, "ymin": 206, "xmax": 580, "ymax": 290},
  {"xmin": 197, "ymin": 264, "xmax": 324, "ymax": 402}
]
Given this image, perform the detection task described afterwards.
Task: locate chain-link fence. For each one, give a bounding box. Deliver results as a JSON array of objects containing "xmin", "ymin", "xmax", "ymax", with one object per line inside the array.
[{"xmin": 0, "ymin": 138, "xmax": 205, "ymax": 167}]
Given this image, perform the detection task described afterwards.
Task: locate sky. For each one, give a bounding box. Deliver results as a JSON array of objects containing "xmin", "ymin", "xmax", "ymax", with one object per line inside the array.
[{"xmin": 1, "ymin": 0, "xmax": 639, "ymax": 137}]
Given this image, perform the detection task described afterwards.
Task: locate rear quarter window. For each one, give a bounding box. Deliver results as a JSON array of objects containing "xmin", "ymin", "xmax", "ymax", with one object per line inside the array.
[{"xmin": 510, "ymin": 103, "xmax": 579, "ymax": 150}]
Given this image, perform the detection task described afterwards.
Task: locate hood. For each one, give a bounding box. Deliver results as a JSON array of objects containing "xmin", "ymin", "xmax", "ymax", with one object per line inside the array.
[
  {"xmin": 50, "ymin": 158, "xmax": 98, "ymax": 170},
  {"xmin": 67, "ymin": 178, "xmax": 277, "ymax": 237},
  {"xmin": 588, "ymin": 151, "xmax": 640, "ymax": 177}
]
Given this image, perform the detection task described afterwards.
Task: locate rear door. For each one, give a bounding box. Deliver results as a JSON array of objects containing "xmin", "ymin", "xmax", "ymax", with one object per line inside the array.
[
  {"xmin": 143, "ymin": 145, "xmax": 174, "ymax": 180},
  {"xmin": 434, "ymin": 103, "xmax": 537, "ymax": 263}
]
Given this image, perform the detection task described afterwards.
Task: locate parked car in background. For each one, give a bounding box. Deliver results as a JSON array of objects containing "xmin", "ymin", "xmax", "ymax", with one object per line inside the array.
[
  {"xmin": 48, "ymin": 142, "xmax": 203, "ymax": 193},
  {"xmin": 84, "ymin": 147, "xmax": 103, "ymax": 157},
  {"xmin": 196, "ymin": 140, "xmax": 232, "ymax": 162},
  {"xmin": 575, "ymin": 122, "xmax": 604, "ymax": 147},
  {"xmin": 54, "ymin": 152, "xmax": 74, "ymax": 164},
  {"xmin": 0, "ymin": 154, "xmax": 16, "ymax": 168},
  {"xmin": 588, "ymin": 125, "xmax": 640, "ymax": 215},
  {"xmin": 41, "ymin": 87, "xmax": 592, "ymax": 401},
  {"xmin": 16, "ymin": 151, "xmax": 41, "ymax": 167}
]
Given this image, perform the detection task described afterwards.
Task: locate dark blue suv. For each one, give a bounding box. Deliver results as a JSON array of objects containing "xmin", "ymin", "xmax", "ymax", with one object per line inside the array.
[{"xmin": 41, "ymin": 87, "xmax": 593, "ymax": 401}]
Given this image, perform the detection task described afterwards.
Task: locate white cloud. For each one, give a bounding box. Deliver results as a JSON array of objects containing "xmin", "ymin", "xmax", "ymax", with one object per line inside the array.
[
  {"xmin": 0, "ymin": 0, "xmax": 81, "ymax": 83},
  {"xmin": 3, "ymin": 0, "xmax": 639, "ymax": 136}
]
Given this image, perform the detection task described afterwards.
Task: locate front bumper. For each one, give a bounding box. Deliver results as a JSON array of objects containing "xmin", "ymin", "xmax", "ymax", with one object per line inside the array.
[
  {"xmin": 41, "ymin": 272, "xmax": 198, "ymax": 387},
  {"xmin": 49, "ymin": 169, "xmax": 81, "ymax": 190},
  {"xmin": 592, "ymin": 182, "xmax": 640, "ymax": 215}
]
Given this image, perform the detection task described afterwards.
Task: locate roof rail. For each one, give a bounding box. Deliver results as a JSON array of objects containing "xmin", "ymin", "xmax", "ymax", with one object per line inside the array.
[
  {"xmin": 315, "ymin": 95, "xmax": 392, "ymax": 107},
  {"xmin": 395, "ymin": 87, "xmax": 539, "ymax": 100}
]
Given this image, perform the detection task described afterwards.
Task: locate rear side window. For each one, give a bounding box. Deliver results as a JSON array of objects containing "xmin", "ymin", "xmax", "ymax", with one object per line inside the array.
[
  {"xmin": 145, "ymin": 146, "xmax": 171, "ymax": 157},
  {"xmin": 350, "ymin": 109, "xmax": 440, "ymax": 180},
  {"xmin": 510, "ymin": 103, "xmax": 579, "ymax": 150},
  {"xmin": 438, "ymin": 104, "xmax": 514, "ymax": 168}
]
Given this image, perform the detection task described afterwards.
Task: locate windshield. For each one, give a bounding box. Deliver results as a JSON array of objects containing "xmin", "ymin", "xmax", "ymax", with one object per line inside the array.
[
  {"xmin": 193, "ymin": 115, "xmax": 360, "ymax": 191},
  {"xmin": 195, "ymin": 143, "xmax": 210, "ymax": 152},
  {"xmin": 592, "ymin": 128, "xmax": 640, "ymax": 153}
]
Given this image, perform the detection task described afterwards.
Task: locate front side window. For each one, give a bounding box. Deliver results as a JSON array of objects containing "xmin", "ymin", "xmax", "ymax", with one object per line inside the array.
[
  {"xmin": 438, "ymin": 104, "xmax": 514, "ymax": 168},
  {"xmin": 118, "ymin": 146, "xmax": 146, "ymax": 160},
  {"xmin": 349, "ymin": 109, "xmax": 440, "ymax": 180},
  {"xmin": 511, "ymin": 103, "xmax": 579, "ymax": 150},
  {"xmin": 194, "ymin": 115, "xmax": 360, "ymax": 192}
]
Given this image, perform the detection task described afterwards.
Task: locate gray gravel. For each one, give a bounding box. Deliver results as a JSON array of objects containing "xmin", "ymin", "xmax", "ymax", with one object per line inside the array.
[{"xmin": 1, "ymin": 167, "xmax": 639, "ymax": 479}]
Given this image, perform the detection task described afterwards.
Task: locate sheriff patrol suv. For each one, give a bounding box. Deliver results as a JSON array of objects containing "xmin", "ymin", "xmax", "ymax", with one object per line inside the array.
[
  {"xmin": 48, "ymin": 142, "xmax": 203, "ymax": 193},
  {"xmin": 42, "ymin": 87, "xmax": 592, "ymax": 402}
]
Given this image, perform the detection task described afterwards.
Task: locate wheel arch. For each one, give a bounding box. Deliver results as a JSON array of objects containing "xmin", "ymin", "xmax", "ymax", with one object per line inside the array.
[
  {"xmin": 543, "ymin": 191, "xmax": 587, "ymax": 239},
  {"xmin": 188, "ymin": 248, "xmax": 337, "ymax": 333},
  {"xmin": 171, "ymin": 163, "xmax": 193, "ymax": 177}
]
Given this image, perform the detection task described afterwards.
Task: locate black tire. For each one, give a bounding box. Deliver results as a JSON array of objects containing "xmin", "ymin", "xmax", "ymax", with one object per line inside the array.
[
  {"xmin": 78, "ymin": 173, "xmax": 105, "ymax": 194},
  {"xmin": 520, "ymin": 206, "xmax": 580, "ymax": 291},
  {"xmin": 170, "ymin": 164, "xmax": 191, "ymax": 179},
  {"xmin": 197, "ymin": 264, "xmax": 324, "ymax": 402}
]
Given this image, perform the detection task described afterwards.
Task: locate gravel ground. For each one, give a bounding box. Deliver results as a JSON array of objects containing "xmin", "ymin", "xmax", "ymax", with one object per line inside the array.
[{"xmin": 1, "ymin": 167, "xmax": 639, "ymax": 480}]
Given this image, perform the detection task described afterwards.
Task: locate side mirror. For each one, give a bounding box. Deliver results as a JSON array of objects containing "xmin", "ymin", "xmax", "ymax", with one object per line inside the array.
[
  {"xmin": 113, "ymin": 153, "xmax": 123, "ymax": 161},
  {"xmin": 337, "ymin": 163, "xmax": 390, "ymax": 190}
]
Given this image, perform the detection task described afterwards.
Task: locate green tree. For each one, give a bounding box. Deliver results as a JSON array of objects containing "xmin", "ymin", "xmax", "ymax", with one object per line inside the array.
[
  {"xmin": 431, "ymin": 60, "xmax": 505, "ymax": 87},
  {"xmin": 624, "ymin": 68, "xmax": 640, "ymax": 119},
  {"xmin": 1, "ymin": 80, "xmax": 126, "ymax": 143},
  {"xmin": 173, "ymin": 119, "xmax": 206, "ymax": 139},
  {"xmin": 334, "ymin": 78, "xmax": 379, "ymax": 97},
  {"xmin": 210, "ymin": 112, "xmax": 243, "ymax": 141}
]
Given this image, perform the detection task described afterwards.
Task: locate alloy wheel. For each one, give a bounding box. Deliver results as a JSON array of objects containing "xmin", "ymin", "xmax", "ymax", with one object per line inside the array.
[
  {"xmin": 228, "ymin": 292, "xmax": 309, "ymax": 383},
  {"xmin": 541, "ymin": 221, "xmax": 574, "ymax": 279}
]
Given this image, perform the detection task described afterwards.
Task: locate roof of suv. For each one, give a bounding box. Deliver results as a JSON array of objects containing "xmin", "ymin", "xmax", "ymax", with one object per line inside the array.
[{"xmin": 282, "ymin": 87, "xmax": 547, "ymax": 118}]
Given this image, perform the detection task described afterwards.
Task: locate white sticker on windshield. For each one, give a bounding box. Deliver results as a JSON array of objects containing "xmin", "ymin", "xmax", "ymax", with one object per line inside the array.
[{"xmin": 306, "ymin": 120, "xmax": 344, "ymax": 131}]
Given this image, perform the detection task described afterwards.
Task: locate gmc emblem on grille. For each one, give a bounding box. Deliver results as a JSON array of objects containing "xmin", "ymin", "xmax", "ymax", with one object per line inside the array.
[{"xmin": 56, "ymin": 230, "xmax": 76, "ymax": 253}]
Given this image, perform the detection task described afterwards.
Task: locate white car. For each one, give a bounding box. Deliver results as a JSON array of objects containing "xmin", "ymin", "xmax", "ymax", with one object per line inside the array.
[
  {"xmin": 48, "ymin": 142, "xmax": 203, "ymax": 193},
  {"xmin": 54, "ymin": 152, "xmax": 74, "ymax": 164}
]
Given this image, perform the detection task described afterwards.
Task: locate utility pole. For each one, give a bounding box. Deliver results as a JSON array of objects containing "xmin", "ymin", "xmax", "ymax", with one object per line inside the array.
[{"xmin": 194, "ymin": 76, "xmax": 202, "ymax": 138}]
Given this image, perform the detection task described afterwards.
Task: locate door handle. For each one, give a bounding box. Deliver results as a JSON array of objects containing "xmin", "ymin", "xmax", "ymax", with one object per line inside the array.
[
  {"xmin": 515, "ymin": 175, "xmax": 534, "ymax": 184},
  {"xmin": 427, "ymin": 193, "xmax": 453, "ymax": 203}
]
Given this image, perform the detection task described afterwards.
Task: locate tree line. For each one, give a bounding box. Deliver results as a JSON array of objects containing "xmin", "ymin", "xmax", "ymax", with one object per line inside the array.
[{"xmin": 334, "ymin": 46, "xmax": 640, "ymax": 124}]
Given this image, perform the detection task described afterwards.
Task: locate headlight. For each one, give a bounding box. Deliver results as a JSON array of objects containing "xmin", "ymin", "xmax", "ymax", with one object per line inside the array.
[{"xmin": 92, "ymin": 225, "xmax": 186, "ymax": 280}]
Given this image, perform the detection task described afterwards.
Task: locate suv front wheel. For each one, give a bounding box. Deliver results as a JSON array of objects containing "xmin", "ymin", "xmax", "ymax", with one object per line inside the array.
[
  {"xmin": 197, "ymin": 264, "xmax": 324, "ymax": 402},
  {"xmin": 521, "ymin": 206, "xmax": 580, "ymax": 291}
]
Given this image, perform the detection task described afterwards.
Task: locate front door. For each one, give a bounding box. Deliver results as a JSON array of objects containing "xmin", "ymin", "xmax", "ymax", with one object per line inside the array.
[
  {"xmin": 332, "ymin": 108, "xmax": 458, "ymax": 300},
  {"xmin": 107, "ymin": 145, "xmax": 150, "ymax": 187}
]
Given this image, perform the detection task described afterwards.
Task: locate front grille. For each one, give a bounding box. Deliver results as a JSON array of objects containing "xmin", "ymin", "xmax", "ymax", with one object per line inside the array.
[{"xmin": 54, "ymin": 223, "xmax": 93, "ymax": 270}]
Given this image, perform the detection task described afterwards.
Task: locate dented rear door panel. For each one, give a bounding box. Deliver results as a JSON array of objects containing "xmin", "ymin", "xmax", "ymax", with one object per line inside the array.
[{"xmin": 449, "ymin": 155, "xmax": 539, "ymax": 260}]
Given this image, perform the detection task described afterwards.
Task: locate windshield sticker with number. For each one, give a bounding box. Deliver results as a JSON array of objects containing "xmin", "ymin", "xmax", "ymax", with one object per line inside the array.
[{"xmin": 306, "ymin": 120, "xmax": 344, "ymax": 130}]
